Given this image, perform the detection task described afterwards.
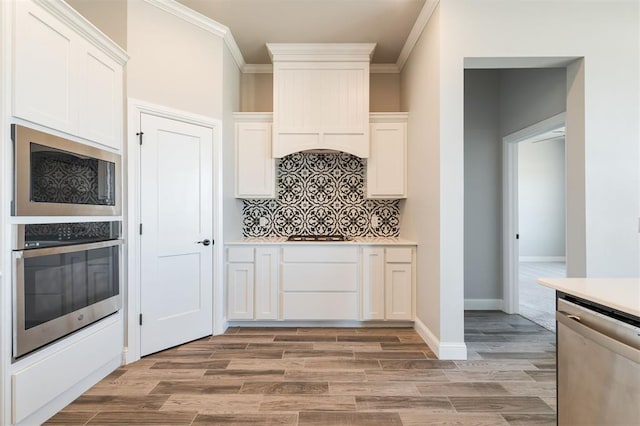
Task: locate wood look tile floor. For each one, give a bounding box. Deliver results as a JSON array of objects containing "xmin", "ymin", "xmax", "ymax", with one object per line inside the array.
[{"xmin": 46, "ymin": 312, "xmax": 556, "ymax": 425}]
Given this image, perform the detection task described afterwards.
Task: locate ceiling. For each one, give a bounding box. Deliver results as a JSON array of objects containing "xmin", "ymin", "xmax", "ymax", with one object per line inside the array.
[{"xmin": 176, "ymin": 0, "xmax": 427, "ymax": 65}]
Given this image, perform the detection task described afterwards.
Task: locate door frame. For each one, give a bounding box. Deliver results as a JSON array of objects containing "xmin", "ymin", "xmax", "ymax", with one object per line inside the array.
[
  {"xmin": 502, "ymin": 112, "xmax": 566, "ymax": 314},
  {"xmin": 126, "ymin": 99, "xmax": 224, "ymax": 363}
]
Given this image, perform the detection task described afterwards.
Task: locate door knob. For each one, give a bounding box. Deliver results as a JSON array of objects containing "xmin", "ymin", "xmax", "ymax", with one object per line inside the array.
[{"xmin": 197, "ymin": 239, "xmax": 212, "ymax": 246}]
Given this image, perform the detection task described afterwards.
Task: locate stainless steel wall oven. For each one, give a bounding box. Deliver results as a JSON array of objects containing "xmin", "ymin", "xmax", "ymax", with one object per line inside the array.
[
  {"xmin": 12, "ymin": 221, "xmax": 122, "ymax": 359},
  {"xmin": 12, "ymin": 124, "xmax": 121, "ymax": 216}
]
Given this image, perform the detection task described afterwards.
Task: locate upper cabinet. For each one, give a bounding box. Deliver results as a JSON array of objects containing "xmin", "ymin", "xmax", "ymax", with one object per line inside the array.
[
  {"xmin": 234, "ymin": 113, "xmax": 275, "ymax": 199},
  {"xmin": 268, "ymin": 43, "xmax": 375, "ymax": 158},
  {"xmin": 12, "ymin": 0, "xmax": 127, "ymax": 150},
  {"xmin": 367, "ymin": 113, "xmax": 408, "ymax": 199}
]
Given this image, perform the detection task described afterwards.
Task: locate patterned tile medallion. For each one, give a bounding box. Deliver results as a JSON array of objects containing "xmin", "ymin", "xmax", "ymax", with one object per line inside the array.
[{"xmin": 243, "ymin": 153, "xmax": 400, "ymax": 237}]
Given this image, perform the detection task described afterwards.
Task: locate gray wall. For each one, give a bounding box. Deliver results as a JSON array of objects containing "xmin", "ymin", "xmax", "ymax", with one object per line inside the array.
[
  {"xmin": 66, "ymin": 0, "xmax": 127, "ymax": 49},
  {"xmin": 463, "ymin": 68, "xmax": 566, "ymax": 304},
  {"xmin": 464, "ymin": 70, "xmax": 502, "ymax": 300},
  {"xmin": 518, "ymin": 139, "xmax": 566, "ymax": 258}
]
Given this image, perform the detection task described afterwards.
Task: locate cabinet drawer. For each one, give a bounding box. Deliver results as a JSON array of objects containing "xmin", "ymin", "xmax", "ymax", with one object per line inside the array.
[
  {"xmin": 282, "ymin": 246, "xmax": 358, "ymax": 263},
  {"xmin": 386, "ymin": 247, "xmax": 412, "ymax": 263},
  {"xmin": 227, "ymin": 247, "xmax": 254, "ymax": 263},
  {"xmin": 282, "ymin": 263, "xmax": 358, "ymax": 292},
  {"xmin": 282, "ymin": 293, "xmax": 359, "ymax": 320}
]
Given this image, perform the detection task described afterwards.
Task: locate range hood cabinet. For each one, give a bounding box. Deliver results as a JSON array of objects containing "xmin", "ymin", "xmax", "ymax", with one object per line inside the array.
[{"xmin": 268, "ymin": 43, "xmax": 376, "ymax": 158}]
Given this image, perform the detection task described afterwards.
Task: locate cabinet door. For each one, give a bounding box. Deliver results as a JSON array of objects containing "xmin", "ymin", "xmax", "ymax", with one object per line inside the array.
[
  {"xmin": 227, "ymin": 263, "xmax": 254, "ymax": 320},
  {"xmin": 254, "ymin": 247, "xmax": 279, "ymax": 320},
  {"xmin": 367, "ymin": 123, "xmax": 407, "ymax": 199},
  {"xmin": 79, "ymin": 42, "xmax": 123, "ymax": 149},
  {"xmin": 385, "ymin": 263, "xmax": 412, "ymax": 320},
  {"xmin": 13, "ymin": 0, "xmax": 79, "ymax": 133},
  {"xmin": 236, "ymin": 122, "xmax": 275, "ymax": 198},
  {"xmin": 362, "ymin": 247, "xmax": 385, "ymax": 320}
]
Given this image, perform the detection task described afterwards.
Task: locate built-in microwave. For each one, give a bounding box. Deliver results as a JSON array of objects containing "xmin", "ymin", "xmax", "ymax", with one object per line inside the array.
[{"xmin": 12, "ymin": 124, "xmax": 121, "ymax": 216}]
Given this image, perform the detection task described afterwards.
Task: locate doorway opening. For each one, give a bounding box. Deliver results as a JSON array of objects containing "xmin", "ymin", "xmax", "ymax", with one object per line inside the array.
[{"xmin": 506, "ymin": 118, "xmax": 567, "ymax": 331}]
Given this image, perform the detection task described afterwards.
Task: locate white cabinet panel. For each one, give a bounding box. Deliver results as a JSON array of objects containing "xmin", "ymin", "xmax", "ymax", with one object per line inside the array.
[
  {"xmin": 227, "ymin": 263, "xmax": 254, "ymax": 320},
  {"xmin": 385, "ymin": 263, "xmax": 413, "ymax": 320},
  {"xmin": 254, "ymin": 248, "xmax": 279, "ymax": 320},
  {"xmin": 12, "ymin": 0, "xmax": 126, "ymax": 149},
  {"xmin": 362, "ymin": 247, "xmax": 385, "ymax": 320},
  {"xmin": 282, "ymin": 293, "xmax": 359, "ymax": 320},
  {"xmin": 235, "ymin": 120, "xmax": 275, "ymax": 198},
  {"xmin": 282, "ymin": 263, "xmax": 358, "ymax": 292},
  {"xmin": 79, "ymin": 44, "xmax": 122, "ymax": 150},
  {"xmin": 13, "ymin": 0, "xmax": 78, "ymax": 133},
  {"xmin": 367, "ymin": 121, "xmax": 407, "ymax": 199},
  {"xmin": 282, "ymin": 246, "xmax": 358, "ymax": 263}
]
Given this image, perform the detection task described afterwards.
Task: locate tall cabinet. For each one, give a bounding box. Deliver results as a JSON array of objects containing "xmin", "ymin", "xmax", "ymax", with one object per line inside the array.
[{"xmin": 2, "ymin": 1, "xmax": 127, "ymax": 425}]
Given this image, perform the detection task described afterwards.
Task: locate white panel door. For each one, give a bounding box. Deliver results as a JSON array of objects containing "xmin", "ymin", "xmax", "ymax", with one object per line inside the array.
[
  {"xmin": 362, "ymin": 247, "xmax": 385, "ymax": 320},
  {"xmin": 140, "ymin": 113, "xmax": 213, "ymax": 356},
  {"xmin": 385, "ymin": 263, "xmax": 413, "ymax": 320}
]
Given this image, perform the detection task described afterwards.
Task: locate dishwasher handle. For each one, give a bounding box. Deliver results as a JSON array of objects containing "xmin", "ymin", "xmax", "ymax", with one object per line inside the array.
[{"xmin": 557, "ymin": 310, "xmax": 640, "ymax": 364}]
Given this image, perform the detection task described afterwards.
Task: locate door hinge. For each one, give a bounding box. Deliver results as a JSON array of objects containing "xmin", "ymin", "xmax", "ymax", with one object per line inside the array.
[
  {"xmin": 136, "ymin": 131, "xmax": 144, "ymax": 145},
  {"xmin": 516, "ymin": 234, "xmax": 520, "ymax": 239},
  {"xmin": 139, "ymin": 223, "xmax": 143, "ymax": 235},
  {"xmin": 139, "ymin": 313, "xmax": 143, "ymax": 326}
]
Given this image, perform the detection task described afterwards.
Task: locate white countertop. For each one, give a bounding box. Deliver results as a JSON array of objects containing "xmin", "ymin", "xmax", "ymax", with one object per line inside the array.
[
  {"xmin": 537, "ymin": 278, "xmax": 640, "ymax": 318},
  {"xmin": 226, "ymin": 237, "xmax": 417, "ymax": 246}
]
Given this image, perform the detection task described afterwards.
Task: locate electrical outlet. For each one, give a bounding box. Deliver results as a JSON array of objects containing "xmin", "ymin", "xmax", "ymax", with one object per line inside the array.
[
  {"xmin": 371, "ymin": 214, "xmax": 379, "ymax": 228},
  {"xmin": 259, "ymin": 217, "xmax": 268, "ymax": 227}
]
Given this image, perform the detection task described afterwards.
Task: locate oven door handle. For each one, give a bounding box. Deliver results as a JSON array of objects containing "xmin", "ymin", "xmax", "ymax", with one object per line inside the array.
[{"xmin": 20, "ymin": 239, "xmax": 124, "ymax": 258}]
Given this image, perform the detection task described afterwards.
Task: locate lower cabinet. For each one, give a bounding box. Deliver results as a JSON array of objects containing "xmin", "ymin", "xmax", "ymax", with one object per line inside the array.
[
  {"xmin": 226, "ymin": 244, "xmax": 414, "ymax": 322},
  {"xmin": 227, "ymin": 246, "xmax": 278, "ymax": 320},
  {"xmin": 362, "ymin": 247, "xmax": 414, "ymax": 321}
]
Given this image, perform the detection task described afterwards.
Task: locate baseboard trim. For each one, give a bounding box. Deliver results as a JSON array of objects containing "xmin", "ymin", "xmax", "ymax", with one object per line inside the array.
[
  {"xmin": 519, "ymin": 256, "xmax": 566, "ymax": 262},
  {"xmin": 464, "ymin": 299, "xmax": 503, "ymax": 310},
  {"xmin": 413, "ymin": 317, "xmax": 467, "ymax": 360}
]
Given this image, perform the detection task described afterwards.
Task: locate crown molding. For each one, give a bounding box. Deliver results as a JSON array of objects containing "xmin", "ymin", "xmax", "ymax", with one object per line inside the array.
[
  {"xmin": 233, "ymin": 112, "xmax": 273, "ymax": 122},
  {"xmin": 396, "ymin": 0, "xmax": 439, "ymax": 71},
  {"xmin": 369, "ymin": 112, "xmax": 408, "ymax": 123},
  {"xmin": 144, "ymin": 0, "xmax": 245, "ymax": 71},
  {"xmin": 267, "ymin": 43, "xmax": 376, "ymax": 62},
  {"xmin": 34, "ymin": 0, "xmax": 129, "ymax": 64}
]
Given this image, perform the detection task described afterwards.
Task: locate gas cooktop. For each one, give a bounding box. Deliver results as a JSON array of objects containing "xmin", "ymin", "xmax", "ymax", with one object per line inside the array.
[{"xmin": 287, "ymin": 235, "xmax": 351, "ymax": 242}]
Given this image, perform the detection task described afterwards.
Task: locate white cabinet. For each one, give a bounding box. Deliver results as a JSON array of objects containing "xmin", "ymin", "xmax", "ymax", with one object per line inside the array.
[
  {"xmin": 280, "ymin": 246, "xmax": 359, "ymax": 320},
  {"xmin": 254, "ymin": 247, "xmax": 279, "ymax": 320},
  {"xmin": 226, "ymin": 246, "xmax": 279, "ymax": 320},
  {"xmin": 268, "ymin": 44, "xmax": 375, "ymax": 158},
  {"xmin": 362, "ymin": 247, "xmax": 385, "ymax": 320},
  {"xmin": 234, "ymin": 113, "xmax": 275, "ymax": 198},
  {"xmin": 362, "ymin": 246, "xmax": 414, "ymax": 321},
  {"xmin": 367, "ymin": 113, "xmax": 408, "ymax": 199},
  {"xmin": 12, "ymin": 0, "xmax": 126, "ymax": 150}
]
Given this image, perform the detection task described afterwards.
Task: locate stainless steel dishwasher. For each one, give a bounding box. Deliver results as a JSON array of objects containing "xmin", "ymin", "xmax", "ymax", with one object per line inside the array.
[{"xmin": 556, "ymin": 297, "xmax": 640, "ymax": 426}]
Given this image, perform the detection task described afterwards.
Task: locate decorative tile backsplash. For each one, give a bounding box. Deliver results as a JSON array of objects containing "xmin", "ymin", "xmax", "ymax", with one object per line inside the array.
[{"xmin": 243, "ymin": 152, "xmax": 400, "ymax": 237}]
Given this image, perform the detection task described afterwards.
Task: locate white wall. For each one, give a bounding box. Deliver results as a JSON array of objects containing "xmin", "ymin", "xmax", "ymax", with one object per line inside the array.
[
  {"xmin": 400, "ymin": 5, "xmax": 466, "ymax": 359},
  {"xmin": 518, "ymin": 139, "xmax": 566, "ymax": 259},
  {"xmin": 464, "ymin": 70, "xmax": 502, "ymax": 302},
  {"xmin": 66, "ymin": 0, "xmax": 127, "ymax": 49},
  {"xmin": 439, "ymin": 0, "xmax": 639, "ymax": 281},
  {"xmin": 127, "ymin": 0, "xmax": 224, "ymax": 119},
  {"xmin": 403, "ymin": 0, "xmax": 638, "ymax": 356}
]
